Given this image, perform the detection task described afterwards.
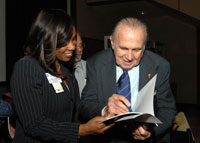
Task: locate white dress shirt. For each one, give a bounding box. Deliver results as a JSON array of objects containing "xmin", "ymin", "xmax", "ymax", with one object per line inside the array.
[
  {"xmin": 74, "ymin": 60, "xmax": 86, "ymax": 98},
  {"xmin": 116, "ymin": 65, "xmax": 139, "ymax": 111},
  {"xmin": 102, "ymin": 65, "xmax": 140, "ymax": 115}
]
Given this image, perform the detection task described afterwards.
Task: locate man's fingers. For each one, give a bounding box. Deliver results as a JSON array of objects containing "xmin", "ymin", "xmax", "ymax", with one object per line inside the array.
[
  {"xmin": 107, "ymin": 94, "xmax": 130, "ymax": 114},
  {"xmin": 116, "ymin": 99, "xmax": 129, "ymax": 111},
  {"xmin": 133, "ymin": 126, "xmax": 151, "ymax": 140},
  {"xmin": 137, "ymin": 126, "xmax": 146, "ymax": 135},
  {"xmin": 113, "ymin": 94, "xmax": 131, "ymax": 113},
  {"xmin": 116, "ymin": 94, "xmax": 131, "ymax": 107},
  {"xmin": 137, "ymin": 126, "xmax": 149, "ymax": 137}
]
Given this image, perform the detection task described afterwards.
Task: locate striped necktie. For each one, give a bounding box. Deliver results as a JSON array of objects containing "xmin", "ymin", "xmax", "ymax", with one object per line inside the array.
[{"xmin": 116, "ymin": 70, "xmax": 132, "ymax": 112}]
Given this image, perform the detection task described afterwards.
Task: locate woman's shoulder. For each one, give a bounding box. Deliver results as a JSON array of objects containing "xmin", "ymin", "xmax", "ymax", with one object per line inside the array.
[
  {"xmin": 12, "ymin": 56, "xmax": 45, "ymax": 81},
  {"xmin": 16, "ymin": 56, "xmax": 36, "ymax": 63},
  {"xmin": 15, "ymin": 56, "xmax": 39, "ymax": 66},
  {"xmin": 14, "ymin": 56, "xmax": 43, "ymax": 73}
]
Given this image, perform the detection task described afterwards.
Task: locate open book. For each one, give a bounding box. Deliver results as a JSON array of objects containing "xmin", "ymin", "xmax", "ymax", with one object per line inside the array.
[{"xmin": 103, "ymin": 74, "xmax": 162, "ymax": 127}]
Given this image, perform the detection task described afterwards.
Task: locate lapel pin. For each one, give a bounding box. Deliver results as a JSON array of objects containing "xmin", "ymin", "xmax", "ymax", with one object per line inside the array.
[{"xmin": 148, "ymin": 74, "xmax": 152, "ymax": 79}]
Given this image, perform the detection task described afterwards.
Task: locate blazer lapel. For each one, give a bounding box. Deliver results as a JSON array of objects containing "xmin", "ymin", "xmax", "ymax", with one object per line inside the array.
[
  {"xmin": 100, "ymin": 49, "xmax": 157, "ymax": 101},
  {"xmin": 60, "ymin": 64, "xmax": 74, "ymax": 100},
  {"xmin": 139, "ymin": 52, "xmax": 157, "ymax": 91}
]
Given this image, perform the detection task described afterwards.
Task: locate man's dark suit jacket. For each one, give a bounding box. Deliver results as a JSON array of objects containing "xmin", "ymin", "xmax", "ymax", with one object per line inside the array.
[
  {"xmin": 79, "ymin": 48, "xmax": 177, "ymax": 143},
  {"xmin": 10, "ymin": 57, "xmax": 80, "ymax": 143}
]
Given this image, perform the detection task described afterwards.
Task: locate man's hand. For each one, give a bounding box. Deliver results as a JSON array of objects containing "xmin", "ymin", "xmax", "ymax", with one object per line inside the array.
[
  {"xmin": 132, "ymin": 125, "xmax": 151, "ymax": 140},
  {"xmin": 104, "ymin": 94, "xmax": 131, "ymax": 116}
]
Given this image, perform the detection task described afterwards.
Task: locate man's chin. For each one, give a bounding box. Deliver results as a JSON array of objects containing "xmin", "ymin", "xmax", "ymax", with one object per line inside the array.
[
  {"xmin": 121, "ymin": 63, "xmax": 138, "ymax": 70},
  {"xmin": 121, "ymin": 66, "xmax": 134, "ymax": 70},
  {"xmin": 75, "ymin": 58, "xmax": 81, "ymax": 62}
]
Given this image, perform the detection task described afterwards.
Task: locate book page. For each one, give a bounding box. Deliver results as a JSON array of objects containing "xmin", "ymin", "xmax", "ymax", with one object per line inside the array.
[
  {"xmin": 103, "ymin": 112, "xmax": 140, "ymax": 125},
  {"xmin": 117, "ymin": 113, "xmax": 162, "ymax": 124},
  {"xmin": 102, "ymin": 74, "xmax": 160, "ymax": 125},
  {"xmin": 134, "ymin": 74, "xmax": 157, "ymax": 115}
]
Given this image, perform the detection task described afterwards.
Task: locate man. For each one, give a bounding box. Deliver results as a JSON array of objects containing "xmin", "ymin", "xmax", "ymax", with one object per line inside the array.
[
  {"xmin": 0, "ymin": 92, "xmax": 15, "ymax": 140},
  {"xmin": 0, "ymin": 92, "xmax": 13, "ymax": 118},
  {"xmin": 79, "ymin": 17, "xmax": 176, "ymax": 143},
  {"xmin": 74, "ymin": 33, "xmax": 86, "ymax": 97}
]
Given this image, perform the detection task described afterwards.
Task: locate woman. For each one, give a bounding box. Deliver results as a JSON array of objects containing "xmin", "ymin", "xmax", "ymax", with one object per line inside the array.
[{"xmin": 10, "ymin": 9, "xmax": 112, "ymax": 143}]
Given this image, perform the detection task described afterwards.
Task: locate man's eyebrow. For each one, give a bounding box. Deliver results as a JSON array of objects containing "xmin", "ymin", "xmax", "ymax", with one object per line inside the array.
[
  {"xmin": 119, "ymin": 46, "xmax": 143, "ymax": 50},
  {"xmin": 119, "ymin": 46, "xmax": 127, "ymax": 49}
]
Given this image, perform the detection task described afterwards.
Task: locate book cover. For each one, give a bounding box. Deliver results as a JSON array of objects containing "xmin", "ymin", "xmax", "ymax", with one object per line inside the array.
[{"xmin": 103, "ymin": 74, "xmax": 162, "ymax": 128}]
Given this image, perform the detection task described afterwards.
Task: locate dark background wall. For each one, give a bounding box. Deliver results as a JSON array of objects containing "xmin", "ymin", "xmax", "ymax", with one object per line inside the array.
[
  {"xmin": 75, "ymin": 0, "xmax": 200, "ymax": 104},
  {"xmin": 4, "ymin": 0, "xmax": 200, "ymax": 105},
  {"xmin": 5, "ymin": 0, "xmax": 68, "ymax": 89},
  {"xmin": 0, "ymin": 0, "xmax": 6, "ymax": 82}
]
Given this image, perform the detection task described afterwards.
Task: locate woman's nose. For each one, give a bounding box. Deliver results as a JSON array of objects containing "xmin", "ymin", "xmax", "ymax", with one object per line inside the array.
[{"xmin": 68, "ymin": 41, "xmax": 76, "ymax": 51}]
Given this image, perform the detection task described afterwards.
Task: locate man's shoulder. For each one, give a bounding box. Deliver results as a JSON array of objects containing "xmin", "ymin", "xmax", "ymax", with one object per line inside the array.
[
  {"xmin": 143, "ymin": 50, "xmax": 169, "ymax": 66},
  {"xmin": 77, "ymin": 59, "xmax": 86, "ymax": 66},
  {"xmin": 75, "ymin": 60, "xmax": 86, "ymax": 71},
  {"xmin": 87, "ymin": 48, "xmax": 113, "ymax": 64}
]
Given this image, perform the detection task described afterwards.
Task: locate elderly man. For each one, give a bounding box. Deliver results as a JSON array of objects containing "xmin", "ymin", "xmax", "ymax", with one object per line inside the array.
[{"xmin": 80, "ymin": 17, "xmax": 176, "ymax": 143}]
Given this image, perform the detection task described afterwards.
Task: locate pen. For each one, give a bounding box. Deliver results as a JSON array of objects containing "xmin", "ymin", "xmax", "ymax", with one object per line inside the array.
[
  {"xmin": 116, "ymin": 92, "xmax": 133, "ymax": 112},
  {"xmin": 127, "ymin": 106, "xmax": 133, "ymax": 112}
]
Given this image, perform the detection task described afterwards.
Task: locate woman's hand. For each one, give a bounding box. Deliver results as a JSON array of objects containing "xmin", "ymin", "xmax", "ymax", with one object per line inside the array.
[{"xmin": 79, "ymin": 116, "xmax": 114, "ymax": 136}]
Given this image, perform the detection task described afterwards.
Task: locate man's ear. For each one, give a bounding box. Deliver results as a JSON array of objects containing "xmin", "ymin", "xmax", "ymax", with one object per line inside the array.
[{"xmin": 110, "ymin": 36, "xmax": 114, "ymax": 50}]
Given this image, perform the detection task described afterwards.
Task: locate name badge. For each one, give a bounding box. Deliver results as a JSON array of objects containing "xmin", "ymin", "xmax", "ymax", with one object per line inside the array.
[
  {"xmin": 52, "ymin": 82, "xmax": 64, "ymax": 93},
  {"xmin": 45, "ymin": 73, "xmax": 64, "ymax": 93},
  {"xmin": 45, "ymin": 73, "xmax": 62, "ymax": 84}
]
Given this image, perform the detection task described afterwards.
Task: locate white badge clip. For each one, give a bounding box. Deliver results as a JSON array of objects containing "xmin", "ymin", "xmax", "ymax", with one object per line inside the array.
[
  {"xmin": 45, "ymin": 73, "xmax": 64, "ymax": 93},
  {"xmin": 45, "ymin": 73, "xmax": 62, "ymax": 84},
  {"xmin": 52, "ymin": 82, "xmax": 64, "ymax": 93}
]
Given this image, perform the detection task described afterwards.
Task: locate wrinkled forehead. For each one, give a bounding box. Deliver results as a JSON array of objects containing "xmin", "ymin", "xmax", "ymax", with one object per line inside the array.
[{"xmin": 114, "ymin": 26, "xmax": 146, "ymax": 45}]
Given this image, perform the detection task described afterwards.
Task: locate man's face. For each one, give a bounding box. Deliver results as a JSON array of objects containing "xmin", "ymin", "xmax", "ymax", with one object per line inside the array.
[
  {"xmin": 110, "ymin": 26, "xmax": 145, "ymax": 70},
  {"xmin": 75, "ymin": 34, "xmax": 84, "ymax": 62}
]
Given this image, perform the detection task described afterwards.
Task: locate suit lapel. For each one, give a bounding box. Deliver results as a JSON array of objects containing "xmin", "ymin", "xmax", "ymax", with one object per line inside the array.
[
  {"xmin": 100, "ymin": 49, "xmax": 157, "ymax": 101},
  {"xmin": 139, "ymin": 52, "xmax": 157, "ymax": 91}
]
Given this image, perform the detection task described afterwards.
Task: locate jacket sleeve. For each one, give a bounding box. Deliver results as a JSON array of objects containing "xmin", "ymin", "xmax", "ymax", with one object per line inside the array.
[
  {"xmin": 79, "ymin": 59, "xmax": 105, "ymax": 123},
  {"xmin": 153, "ymin": 62, "xmax": 177, "ymax": 139}
]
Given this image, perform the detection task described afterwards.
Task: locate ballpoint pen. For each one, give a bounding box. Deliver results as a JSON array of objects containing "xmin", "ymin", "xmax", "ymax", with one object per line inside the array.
[{"xmin": 116, "ymin": 91, "xmax": 133, "ymax": 112}]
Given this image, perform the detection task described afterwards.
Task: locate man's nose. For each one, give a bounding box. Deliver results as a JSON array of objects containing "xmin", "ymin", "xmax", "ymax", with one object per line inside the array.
[
  {"xmin": 76, "ymin": 45, "xmax": 82, "ymax": 52},
  {"xmin": 126, "ymin": 50, "xmax": 133, "ymax": 60}
]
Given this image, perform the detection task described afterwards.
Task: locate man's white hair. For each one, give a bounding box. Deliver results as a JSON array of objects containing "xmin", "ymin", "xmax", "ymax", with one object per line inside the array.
[{"xmin": 111, "ymin": 17, "xmax": 148, "ymax": 44}]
